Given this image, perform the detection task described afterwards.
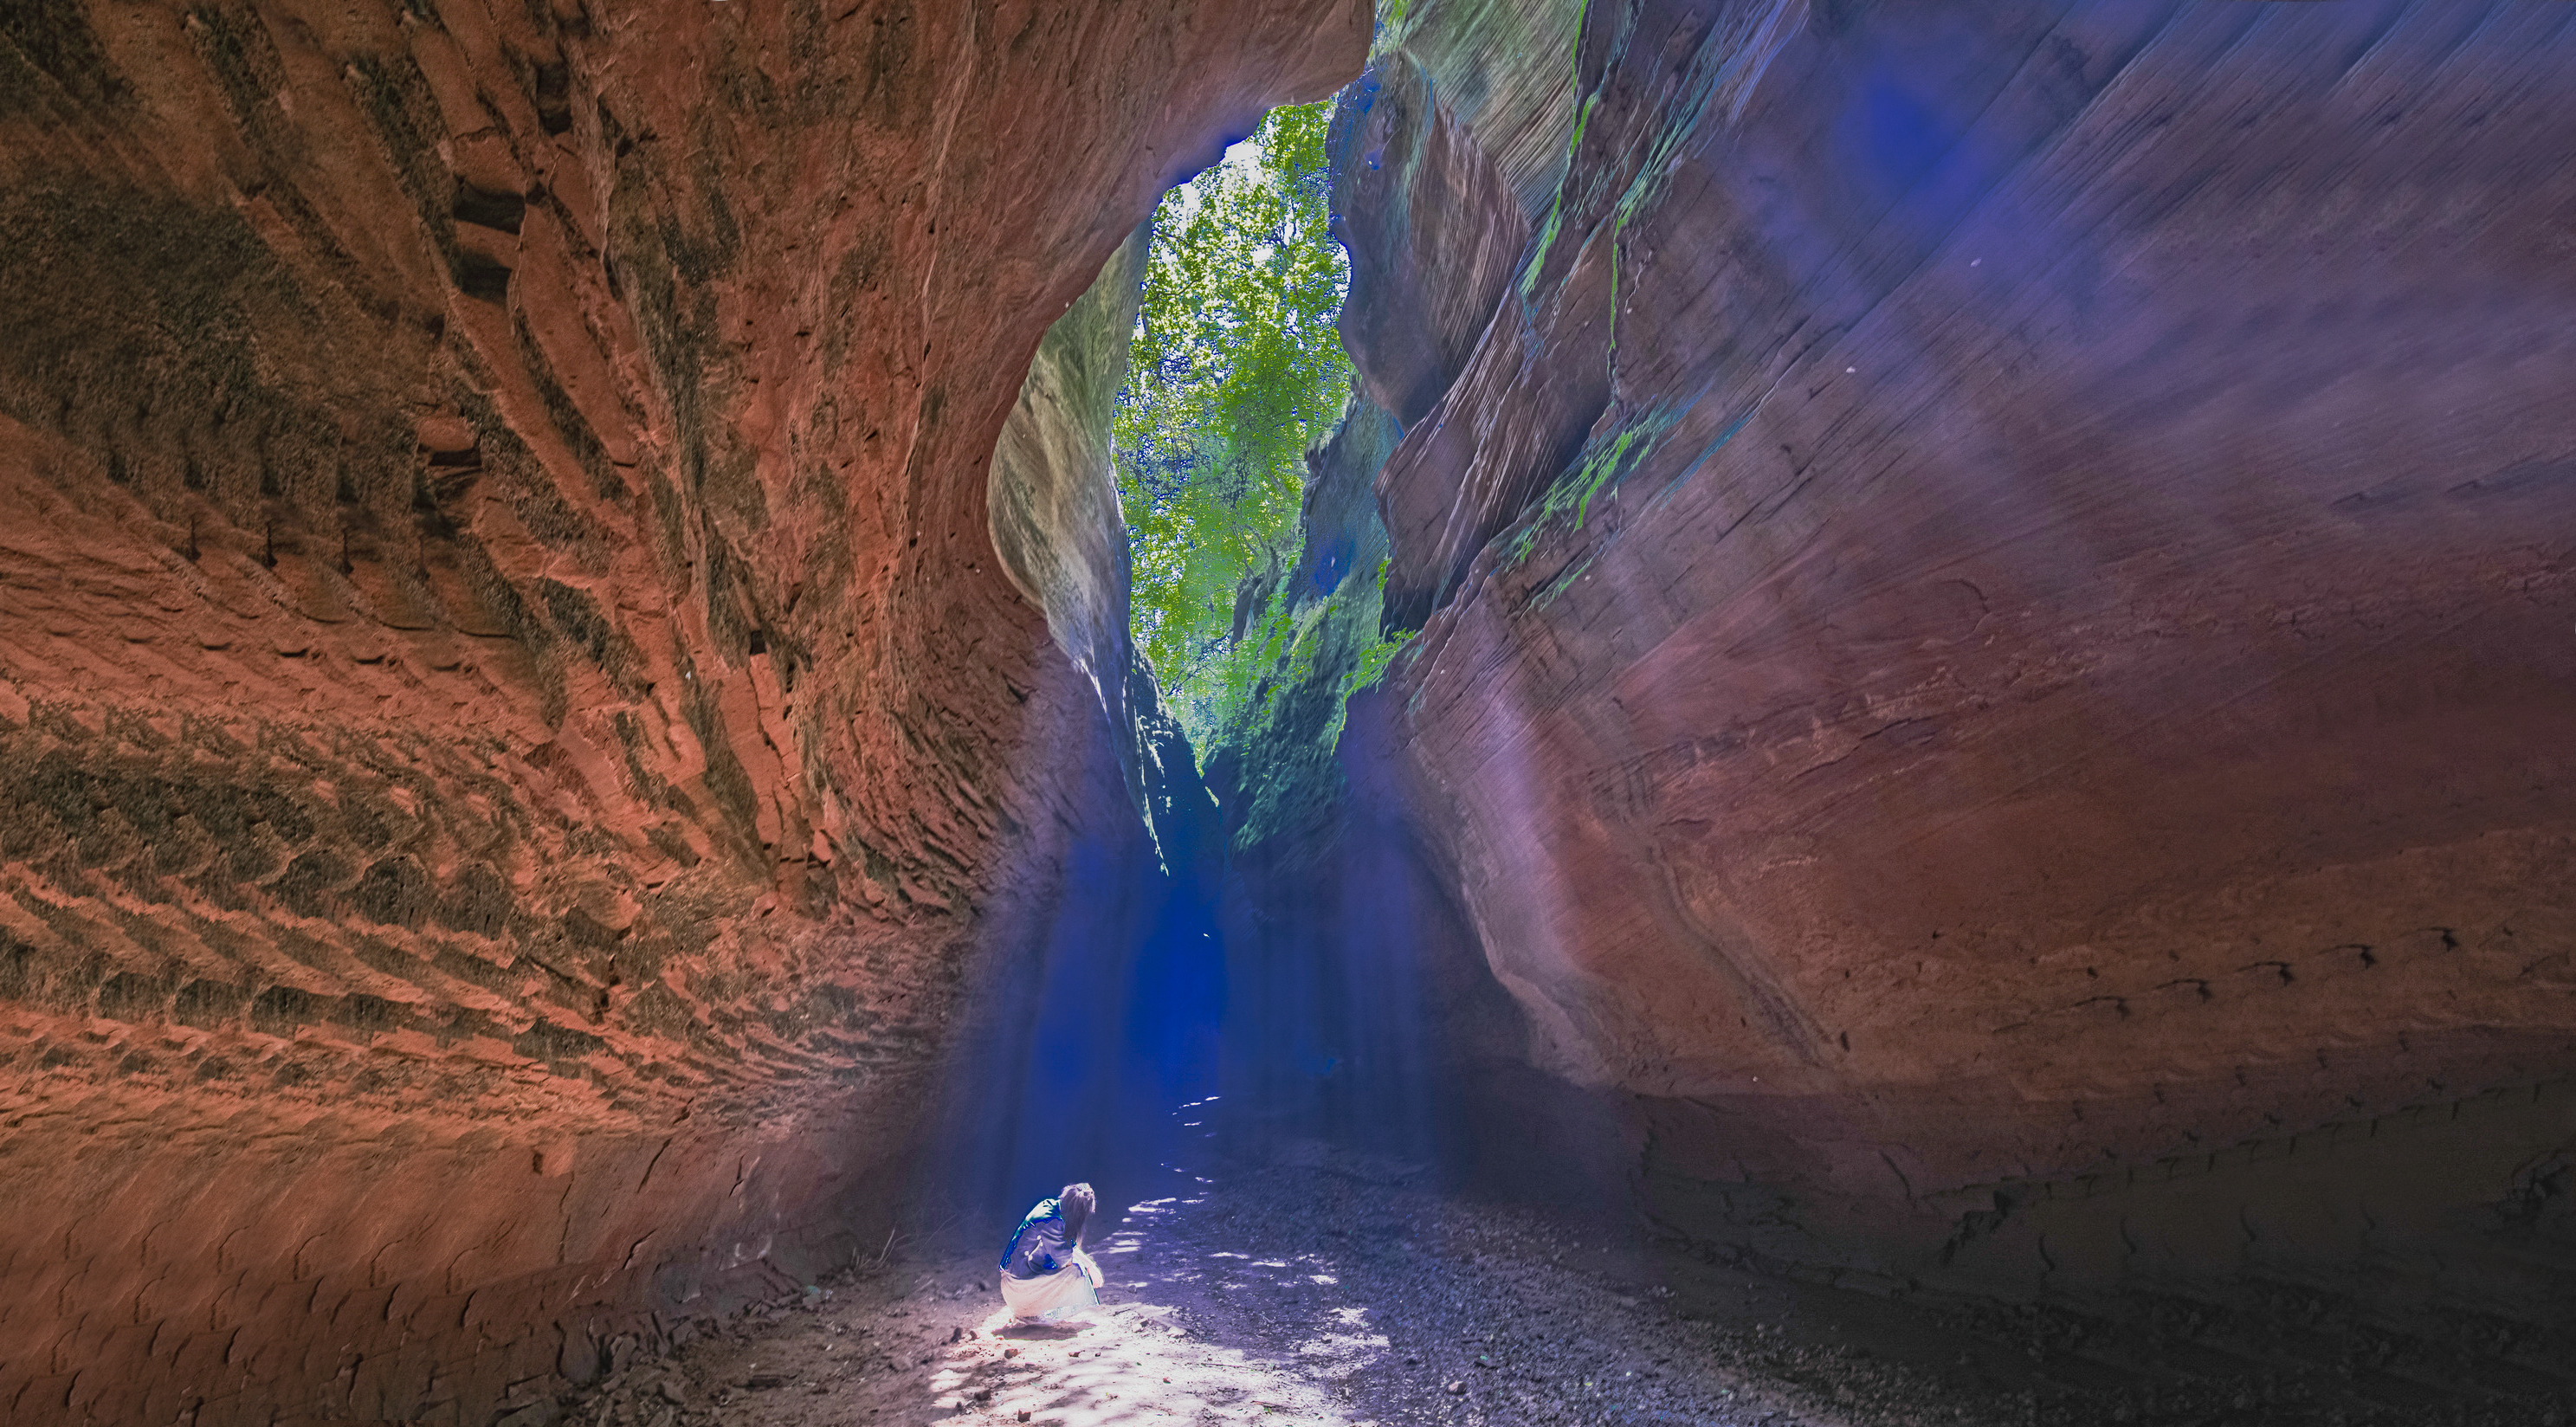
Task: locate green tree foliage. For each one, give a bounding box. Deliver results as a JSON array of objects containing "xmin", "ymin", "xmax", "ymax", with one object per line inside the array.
[{"xmin": 1116, "ymin": 101, "xmax": 1353, "ymax": 755}]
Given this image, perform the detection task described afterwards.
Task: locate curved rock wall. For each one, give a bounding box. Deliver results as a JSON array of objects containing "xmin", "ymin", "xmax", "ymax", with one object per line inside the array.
[
  {"xmin": 985, "ymin": 223, "xmax": 1215, "ymax": 871},
  {"xmin": 1328, "ymin": 54, "xmax": 1528, "ymax": 429},
  {"xmin": 1370, "ymin": 0, "xmax": 1585, "ymax": 222},
  {"xmin": 1231, "ymin": 0, "xmax": 2576, "ymax": 1342},
  {"xmin": 0, "ymin": 0, "xmax": 1364, "ymax": 1420}
]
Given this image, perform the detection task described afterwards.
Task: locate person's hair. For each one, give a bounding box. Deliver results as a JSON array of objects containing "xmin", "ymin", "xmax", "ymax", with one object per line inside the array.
[{"xmin": 1057, "ymin": 1182, "xmax": 1095, "ymax": 1247}]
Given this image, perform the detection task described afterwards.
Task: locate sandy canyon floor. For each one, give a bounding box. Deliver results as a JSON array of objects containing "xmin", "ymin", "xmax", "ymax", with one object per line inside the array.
[{"xmin": 554, "ymin": 1140, "xmax": 2570, "ymax": 1427}]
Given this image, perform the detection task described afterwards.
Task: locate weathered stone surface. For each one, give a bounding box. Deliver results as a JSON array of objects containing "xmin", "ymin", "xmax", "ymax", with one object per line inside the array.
[
  {"xmin": 1371, "ymin": 0, "xmax": 1586, "ymax": 222},
  {"xmin": 987, "ymin": 223, "xmax": 1216, "ymax": 871},
  {"xmin": 1329, "ymin": 54, "xmax": 1528, "ymax": 428},
  {"xmin": 991, "ymin": 225, "xmax": 1148, "ymax": 797},
  {"xmin": 1244, "ymin": 0, "xmax": 2576, "ymax": 1335},
  {"xmin": 0, "ymin": 0, "xmax": 1363, "ymax": 1419}
]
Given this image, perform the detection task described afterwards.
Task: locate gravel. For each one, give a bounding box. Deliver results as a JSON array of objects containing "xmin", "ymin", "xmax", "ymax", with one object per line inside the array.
[{"xmin": 551, "ymin": 1138, "xmax": 2575, "ymax": 1427}]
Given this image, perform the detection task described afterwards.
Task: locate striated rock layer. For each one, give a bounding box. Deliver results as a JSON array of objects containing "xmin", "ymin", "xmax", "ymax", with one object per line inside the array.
[
  {"xmin": 1226, "ymin": 0, "xmax": 2576, "ymax": 1347},
  {"xmin": 0, "ymin": 0, "xmax": 1363, "ymax": 1420}
]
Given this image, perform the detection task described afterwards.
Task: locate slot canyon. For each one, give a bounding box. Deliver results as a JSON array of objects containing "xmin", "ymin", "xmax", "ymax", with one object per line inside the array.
[{"xmin": 2, "ymin": 0, "xmax": 2572, "ymax": 1424}]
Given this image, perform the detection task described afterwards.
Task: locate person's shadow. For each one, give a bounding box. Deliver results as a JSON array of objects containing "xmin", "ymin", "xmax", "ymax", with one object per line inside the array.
[{"xmin": 993, "ymin": 1320, "xmax": 1090, "ymax": 1340}]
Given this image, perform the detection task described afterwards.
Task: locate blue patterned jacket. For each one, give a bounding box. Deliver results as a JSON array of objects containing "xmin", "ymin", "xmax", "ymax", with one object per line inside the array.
[{"xmin": 999, "ymin": 1198, "xmax": 1080, "ymax": 1281}]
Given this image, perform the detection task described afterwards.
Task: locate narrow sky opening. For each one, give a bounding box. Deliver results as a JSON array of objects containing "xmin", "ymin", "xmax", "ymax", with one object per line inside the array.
[{"xmin": 1113, "ymin": 102, "xmax": 1352, "ymax": 759}]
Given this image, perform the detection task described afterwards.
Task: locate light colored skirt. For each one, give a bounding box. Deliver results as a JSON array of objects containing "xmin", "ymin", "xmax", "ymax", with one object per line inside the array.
[{"xmin": 999, "ymin": 1249, "xmax": 1105, "ymax": 1320}]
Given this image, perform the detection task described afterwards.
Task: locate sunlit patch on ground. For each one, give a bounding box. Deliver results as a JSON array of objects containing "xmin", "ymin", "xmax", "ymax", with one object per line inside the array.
[
  {"xmin": 559, "ymin": 1144, "xmax": 2469, "ymax": 1427},
  {"xmin": 1294, "ymin": 1300, "xmax": 1390, "ymax": 1385},
  {"xmin": 558, "ymin": 1165, "xmax": 1368, "ymax": 1427},
  {"xmin": 922, "ymin": 1295, "xmax": 1354, "ymax": 1427}
]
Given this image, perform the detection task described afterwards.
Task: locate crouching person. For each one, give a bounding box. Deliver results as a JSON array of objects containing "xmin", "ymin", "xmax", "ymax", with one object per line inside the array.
[{"xmin": 998, "ymin": 1182, "xmax": 1104, "ymax": 1321}]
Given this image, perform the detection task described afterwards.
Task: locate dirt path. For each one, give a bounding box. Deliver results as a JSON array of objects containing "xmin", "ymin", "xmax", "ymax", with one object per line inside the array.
[{"xmin": 553, "ymin": 1142, "xmax": 2566, "ymax": 1427}]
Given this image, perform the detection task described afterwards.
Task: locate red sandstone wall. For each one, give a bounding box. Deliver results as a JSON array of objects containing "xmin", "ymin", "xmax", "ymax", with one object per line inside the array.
[
  {"xmin": 1345, "ymin": 0, "xmax": 2576, "ymax": 1308},
  {"xmin": 0, "ymin": 0, "xmax": 1365, "ymax": 1420}
]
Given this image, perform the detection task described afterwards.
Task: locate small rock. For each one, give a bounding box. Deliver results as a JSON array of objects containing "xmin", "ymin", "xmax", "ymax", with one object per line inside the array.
[
  {"xmin": 1446, "ymin": 1380, "xmax": 1467, "ymax": 1396},
  {"xmin": 1018, "ymin": 1413, "xmax": 1032, "ymax": 1424},
  {"xmin": 1005, "ymin": 1347, "xmax": 1021, "ymax": 1358}
]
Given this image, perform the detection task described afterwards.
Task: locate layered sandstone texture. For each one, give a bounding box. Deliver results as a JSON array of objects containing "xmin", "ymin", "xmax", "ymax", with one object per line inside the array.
[
  {"xmin": 1237, "ymin": 0, "xmax": 2576, "ymax": 1332},
  {"xmin": 0, "ymin": 0, "xmax": 1364, "ymax": 1421}
]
